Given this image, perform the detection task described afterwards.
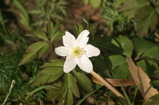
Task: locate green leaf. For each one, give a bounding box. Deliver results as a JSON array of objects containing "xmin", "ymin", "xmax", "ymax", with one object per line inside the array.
[
  {"xmin": 152, "ymin": 80, "xmax": 159, "ymax": 86},
  {"xmin": 26, "ymin": 28, "xmax": 48, "ymax": 41},
  {"xmin": 31, "ymin": 59, "xmax": 64, "ymax": 86},
  {"xmin": 135, "ymin": 5, "xmax": 158, "ymax": 36},
  {"xmin": 143, "ymin": 94, "xmax": 159, "ymax": 105},
  {"xmin": 72, "ymin": 71, "xmax": 93, "ymax": 93},
  {"xmin": 47, "ymin": 88, "xmax": 61, "ymax": 101},
  {"xmin": 64, "ymin": 88, "xmax": 73, "ymax": 105},
  {"xmin": 137, "ymin": 59, "xmax": 159, "ymax": 76},
  {"xmin": 117, "ymin": 35, "xmax": 133, "ymax": 57},
  {"xmin": 64, "ymin": 73, "xmax": 80, "ymax": 98},
  {"xmin": 49, "ymin": 21, "xmax": 63, "ymax": 42},
  {"xmin": 90, "ymin": 0, "xmax": 101, "ymax": 8},
  {"xmin": 74, "ymin": 23, "xmax": 84, "ymax": 36},
  {"xmin": 40, "ymin": 59, "xmax": 64, "ymax": 68},
  {"xmin": 59, "ymin": 73, "xmax": 80, "ymax": 104},
  {"xmin": 18, "ymin": 42, "xmax": 48, "ymax": 66},
  {"xmin": 31, "ymin": 67, "xmax": 63, "ymax": 86},
  {"xmin": 51, "ymin": 30, "xmax": 64, "ymax": 42},
  {"xmin": 132, "ymin": 37, "xmax": 155, "ymax": 59},
  {"xmin": 109, "ymin": 55, "xmax": 130, "ymax": 78},
  {"xmin": 142, "ymin": 46, "xmax": 159, "ymax": 61},
  {"xmin": 119, "ymin": 0, "xmax": 149, "ymax": 19},
  {"xmin": 38, "ymin": 43, "xmax": 52, "ymax": 58},
  {"xmin": 46, "ymin": 21, "xmax": 54, "ymax": 38},
  {"xmin": 92, "ymin": 36, "xmax": 123, "ymax": 54},
  {"xmin": 152, "ymin": 70, "xmax": 159, "ymax": 79}
]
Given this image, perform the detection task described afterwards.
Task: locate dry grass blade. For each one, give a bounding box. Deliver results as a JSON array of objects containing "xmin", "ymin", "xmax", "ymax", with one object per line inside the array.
[
  {"xmin": 126, "ymin": 57, "xmax": 158, "ymax": 101},
  {"xmin": 93, "ymin": 77, "xmax": 135, "ymax": 87}
]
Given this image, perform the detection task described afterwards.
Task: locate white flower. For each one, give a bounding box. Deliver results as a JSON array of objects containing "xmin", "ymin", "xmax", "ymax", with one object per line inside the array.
[{"xmin": 55, "ymin": 30, "xmax": 100, "ymax": 73}]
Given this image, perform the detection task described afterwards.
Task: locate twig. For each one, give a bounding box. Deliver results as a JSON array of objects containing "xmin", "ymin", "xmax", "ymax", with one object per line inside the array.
[{"xmin": 2, "ymin": 80, "xmax": 16, "ymax": 105}]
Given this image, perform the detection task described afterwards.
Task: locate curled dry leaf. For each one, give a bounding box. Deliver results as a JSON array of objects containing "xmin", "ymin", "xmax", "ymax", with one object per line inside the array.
[{"xmin": 126, "ymin": 57, "xmax": 158, "ymax": 101}]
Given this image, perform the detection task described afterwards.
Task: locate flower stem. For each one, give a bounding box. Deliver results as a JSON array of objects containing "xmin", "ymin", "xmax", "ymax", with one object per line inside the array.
[{"xmin": 90, "ymin": 71, "xmax": 125, "ymax": 98}]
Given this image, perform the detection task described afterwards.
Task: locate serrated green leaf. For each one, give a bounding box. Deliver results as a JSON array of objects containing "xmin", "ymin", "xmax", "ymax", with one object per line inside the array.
[
  {"xmin": 26, "ymin": 28, "xmax": 48, "ymax": 41},
  {"xmin": 132, "ymin": 37, "xmax": 155, "ymax": 58},
  {"xmin": 65, "ymin": 73, "xmax": 80, "ymax": 98},
  {"xmin": 72, "ymin": 71, "xmax": 93, "ymax": 93},
  {"xmin": 18, "ymin": 51, "xmax": 38, "ymax": 66},
  {"xmin": 31, "ymin": 67, "xmax": 63, "ymax": 86},
  {"xmin": 60, "ymin": 84, "xmax": 68, "ymax": 100},
  {"xmin": 119, "ymin": 0, "xmax": 149, "ymax": 19},
  {"xmin": 74, "ymin": 23, "xmax": 84, "ymax": 36},
  {"xmin": 40, "ymin": 59, "xmax": 64, "ymax": 68},
  {"xmin": 109, "ymin": 55, "xmax": 130, "ymax": 78},
  {"xmin": 51, "ymin": 30, "xmax": 64, "ymax": 42},
  {"xmin": 142, "ymin": 46, "xmax": 159, "ymax": 61},
  {"xmin": 46, "ymin": 21, "xmax": 54, "ymax": 38},
  {"xmin": 135, "ymin": 5, "xmax": 158, "ymax": 36},
  {"xmin": 117, "ymin": 35, "xmax": 133, "ymax": 57},
  {"xmin": 18, "ymin": 42, "xmax": 48, "ymax": 66},
  {"xmin": 50, "ymin": 21, "xmax": 63, "ymax": 42},
  {"xmin": 38, "ymin": 43, "xmax": 52, "ymax": 58},
  {"xmin": 64, "ymin": 88, "xmax": 73, "ymax": 105},
  {"xmin": 36, "ymin": 28, "xmax": 48, "ymax": 41},
  {"xmin": 47, "ymin": 88, "xmax": 61, "ymax": 101}
]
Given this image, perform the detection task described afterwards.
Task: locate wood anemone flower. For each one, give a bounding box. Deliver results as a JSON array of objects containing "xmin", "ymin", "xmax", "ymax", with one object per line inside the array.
[{"xmin": 55, "ymin": 30, "xmax": 100, "ymax": 73}]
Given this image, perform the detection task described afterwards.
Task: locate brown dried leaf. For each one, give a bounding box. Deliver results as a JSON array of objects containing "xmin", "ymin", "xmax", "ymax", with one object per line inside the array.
[
  {"xmin": 126, "ymin": 57, "xmax": 158, "ymax": 101},
  {"xmin": 93, "ymin": 77, "xmax": 135, "ymax": 87}
]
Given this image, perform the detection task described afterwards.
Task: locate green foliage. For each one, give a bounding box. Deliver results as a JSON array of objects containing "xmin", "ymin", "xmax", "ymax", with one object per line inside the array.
[
  {"xmin": 72, "ymin": 70, "xmax": 93, "ymax": 93},
  {"xmin": 132, "ymin": 37, "xmax": 156, "ymax": 59},
  {"xmin": 137, "ymin": 59, "xmax": 159, "ymax": 76},
  {"xmin": 2, "ymin": 0, "xmax": 159, "ymax": 104},
  {"xmin": 61, "ymin": 73, "xmax": 80, "ymax": 105},
  {"xmin": 13, "ymin": 0, "xmax": 31, "ymax": 29},
  {"xmin": 31, "ymin": 59, "xmax": 64, "ymax": 86},
  {"xmin": 119, "ymin": 0, "xmax": 149, "ymax": 19},
  {"xmin": 109, "ymin": 55, "xmax": 130, "ymax": 78},
  {"xmin": 0, "ymin": 51, "xmax": 42, "ymax": 104},
  {"xmin": 135, "ymin": 5, "xmax": 158, "ymax": 36},
  {"xmin": 143, "ymin": 94, "xmax": 159, "ymax": 105},
  {"xmin": 28, "ymin": 0, "xmax": 66, "ymax": 27},
  {"xmin": 142, "ymin": 46, "xmax": 159, "ymax": 61},
  {"xmin": 19, "ymin": 21, "xmax": 64, "ymax": 66},
  {"xmin": 116, "ymin": 35, "xmax": 133, "ymax": 57},
  {"xmin": 18, "ymin": 42, "xmax": 50, "ymax": 66}
]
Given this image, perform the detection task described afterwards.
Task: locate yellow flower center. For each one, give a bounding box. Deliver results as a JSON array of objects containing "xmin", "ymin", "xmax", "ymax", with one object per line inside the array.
[{"xmin": 71, "ymin": 46, "xmax": 85, "ymax": 58}]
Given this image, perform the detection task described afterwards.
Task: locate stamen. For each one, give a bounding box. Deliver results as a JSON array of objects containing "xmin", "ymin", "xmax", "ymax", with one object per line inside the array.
[{"xmin": 71, "ymin": 46, "xmax": 84, "ymax": 58}]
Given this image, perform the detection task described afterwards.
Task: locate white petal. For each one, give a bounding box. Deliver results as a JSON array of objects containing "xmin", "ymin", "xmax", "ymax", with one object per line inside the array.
[
  {"xmin": 76, "ymin": 30, "xmax": 90, "ymax": 47},
  {"xmin": 55, "ymin": 46, "xmax": 70, "ymax": 56},
  {"xmin": 64, "ymin": 55, "xmax": 77, "ymax": 73},
  {"xmin": 76, "ymin": 55, "xmax": 93, "ymax": 73},
  {"xmin": 84, "ymin": 44, "xmax": 100, "ymax": 57},
  {"xmin": 63, "ymin": 31, "xmax": 76, "ymax": 48}
]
